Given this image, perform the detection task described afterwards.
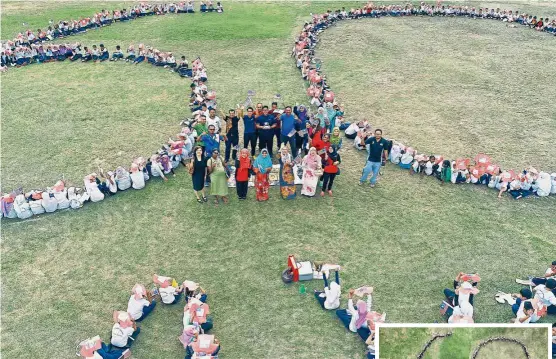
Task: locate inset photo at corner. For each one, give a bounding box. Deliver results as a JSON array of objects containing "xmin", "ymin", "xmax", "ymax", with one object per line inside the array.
[{"xmin": 375, "ymin": 324, "xmax": 552, "ymax": 359}]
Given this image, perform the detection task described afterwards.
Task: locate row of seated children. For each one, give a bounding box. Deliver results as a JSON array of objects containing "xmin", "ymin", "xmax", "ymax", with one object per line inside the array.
[
  {"xmin": 1, "ymin": 128, "xmax": 196, "ymax": 219},
  {"xmin": 5, "ymin": 2, "xmax": 223, "ymax": 49},
  {"xmin": 303, "ymin": 2, "xmax": 555, "ymax": 36},
  {"xmin": 310, "ymin": 269, "xmax": 382, "ymax": 359},
  {"xmin": 77, "ymin": 276, "xmax": 219, "ymax": 359},
  {"xmin": 150, "ymin": 275, "xmax": 221, "ymax": 358},
  {"xmin": 493, "ymin": 260, "xmax": 556, "ymax": 323},
  {"xmin": 1, "ymin": 55, "xmax": 211, "ymax": 219},
  {"xmin": 1, "ymin": 42, "xmax": 194, "ymax": 79},
  {"xmin": 391, "ymin": 144, "xmax": 555, "ymax": 199}
]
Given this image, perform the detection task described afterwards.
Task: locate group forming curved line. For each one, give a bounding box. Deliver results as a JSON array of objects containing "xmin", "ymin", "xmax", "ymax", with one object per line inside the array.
[
  {"xmin": 470, "ymin": 337, "xmax": 530, "ymax": 359},
  {"xmin": 3, "ymin": 2, "xmax": 556, "ymax": 223},
  {"xmin": 415, "ymin": 333, "xmax": 530, "ymax": 359},
  {"xmin": 293, "ymin": 3, "xmax": 556, "ymax": 200}
]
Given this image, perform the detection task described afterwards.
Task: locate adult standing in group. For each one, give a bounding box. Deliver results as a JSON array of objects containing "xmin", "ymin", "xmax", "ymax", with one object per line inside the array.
[
  {"xmin": 279, "ymin": 106, "xmax": 297, "ymax": 156},
  {"xmin": 253, "ymin": 148, "xmax": 273, "ymax": 201},
  {"xmin": 207, "ymin": 149, "xmax": 229, "ymax": 204},
  {"xmin": 278, "ymin": 144, "xmax": 296, "ymax": 200},
  {"xmin": 201, "ymin": 125, "xmax": 224, "ymax": 158},
  {"xmin": 207, "ymin": 108, "xmax": 223, "ymax": 134},
  {"xmin": 256, "ymin": 106, "xmax": 277, "ymax": 157},
  {"xmin": 240, "ymin": 106, "xmax": 257, "ymax": 156},
  {"xmin": 360, "ymin": 129, "xmax": 389, "ymax": 187},
  {"xmin": 270, "ymin": 102, "xmax": 282, "ymax": 149},
  {"xmin": 301, "ymin": 147, "xmax": 323, "ymax": 197},
  {"xmin": 224, "ymin": 109, "xmax": 239, "ymax": 163},
  {"xmin": 189, "ymin": 146, "xmax": 208, "ymax": 203}
]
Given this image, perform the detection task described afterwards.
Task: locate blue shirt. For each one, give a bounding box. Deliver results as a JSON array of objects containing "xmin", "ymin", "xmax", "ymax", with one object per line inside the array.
[
  {"xmin": 202, "ymin": 134, "xmax": 222, "ymax": 155},
  {"xmin": 280, "ymin": 113, "xmax": 296, "ymax": 136},
  {"xmin": 256, "ymin": 115, "xmax": 276, "ymax": 138},
  {"xmin": 243, "ymin": 115, "xmax": 256, "ymax": 134}
]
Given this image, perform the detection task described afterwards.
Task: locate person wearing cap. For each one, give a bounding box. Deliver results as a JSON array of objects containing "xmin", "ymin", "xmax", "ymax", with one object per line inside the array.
[
  {"xmin": 127, "ymin": 284, "xmax": 156, "ymax": 322},
  {"xmin": 533, "ymin": 278, "xmax": 556, "ymax": 314},
  {"xmin": 110, "ymin": 311, "xmax": 140, "ymax": 349},
  {"xmin": 359, "ymin": 129, "xmax": 389, "ymax": 188},
  {"xmin": 207, "ymin": 149, "xmax": 229, "ymax": 204},
  {"xmin": 155, "ymin": 275, "xmax": 184, "ymax": 304}
]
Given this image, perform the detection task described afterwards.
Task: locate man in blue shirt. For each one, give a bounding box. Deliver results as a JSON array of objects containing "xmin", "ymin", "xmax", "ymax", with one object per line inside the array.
[
  {"xmin": 279, "ymin": 106, "xmax": 297, "ymax": 156},
  {"xmin": 360, "ymin": 129, "xmax": 389, "ymax": 187},
  {"xmin": 201, "ymin": 125, "xmax": 224, "ymax": 157},
  {"xmin": 242, "ymin": 106, "xmax": 257, "ymax": 156},
  {"xmin": 256, "ymin": 106, "xmax": 277, "ymax": 157}
]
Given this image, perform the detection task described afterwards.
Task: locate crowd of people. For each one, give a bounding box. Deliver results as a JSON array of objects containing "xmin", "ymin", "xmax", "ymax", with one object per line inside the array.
[
  {"xmin": 3, "ymin": 0, "xmax": 556, "ymax": 210},
  {"xmin": 78, "ymin": 276, "xmax": 219, "ymax": 359},
  {"xmin": 293, "ymin": 3, "xmax": 556, "ymax": 198},
  {"xmin": 0, "ymin": 2, "xmax": 223, "ymax": 71},
  {"xmin": 0, "ymin": 54, "xmax": 211, "ymax": 219}
]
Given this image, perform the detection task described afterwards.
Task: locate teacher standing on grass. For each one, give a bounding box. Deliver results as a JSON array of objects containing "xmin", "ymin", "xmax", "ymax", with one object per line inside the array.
[
  {"xmin": 359, "ymin": 129, "xmax": 388, "ymax": 188},
  {"xmin": 280, "ymin": 106, "xmax": 297, "ymax": 156}
]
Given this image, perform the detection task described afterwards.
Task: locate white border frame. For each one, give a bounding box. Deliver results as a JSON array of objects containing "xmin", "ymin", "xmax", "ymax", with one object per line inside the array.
[{"xmin": 375, "ymin": 323, "xmax": 552, "ymax": 359}]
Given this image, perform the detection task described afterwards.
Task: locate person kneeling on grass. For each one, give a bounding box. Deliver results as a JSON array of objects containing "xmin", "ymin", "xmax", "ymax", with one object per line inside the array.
[
  {"xmin": 110, "ymin": 311, "xmax": 140, "ymax": 349},
  {"xmin": 127, "ymin": 284, "xmax": 156, "ymax": 322},
  {"xmin": 336, "ymin": 288, "xmax": 372, "ymax": 341},
  {"xmin": 314, "ymin": 270, "xmax": 341, "ymax": 310},
  {"xmin": 154, "ymin": 274, "xmax": 183, "ymax": 304},
  {"xmin": 79, "ymin": 336, "xmax": 130, "ymax": 359}
]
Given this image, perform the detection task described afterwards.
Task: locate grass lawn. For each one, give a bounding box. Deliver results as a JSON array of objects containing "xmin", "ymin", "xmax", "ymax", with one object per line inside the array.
[
  {"xmin": 1, "ymin": 1, "xmax": 556, "ymax": 359},
  {"xmin": 378, "ymin": 327, "xmax": 549, "ymax": 359}
]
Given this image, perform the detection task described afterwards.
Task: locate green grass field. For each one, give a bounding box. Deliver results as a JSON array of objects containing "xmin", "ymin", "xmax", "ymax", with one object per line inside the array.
[
  {"xmin": 378, "ymin": 327, "xmax": 549, "ymax": 359},
  {"xmin": 1, "ymin": 1, "xmax": 556, "ymax": 359}
]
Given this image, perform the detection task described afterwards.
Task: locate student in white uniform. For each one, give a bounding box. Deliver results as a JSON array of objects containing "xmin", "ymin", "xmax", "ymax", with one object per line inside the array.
[
  {"xmin": 110, "ymin": 311, "xmax": 140, "ymax": 349},
  {"xmin": 127, "ymin": 284, "xmax": 156, "ymax": 322},
  {"xmin": 314, "ymin": 270, "xmax": 341, "ymax": 310},
  {"xmin": 154, "ymin": 274, "xmax": 183, "ymax": 304}
]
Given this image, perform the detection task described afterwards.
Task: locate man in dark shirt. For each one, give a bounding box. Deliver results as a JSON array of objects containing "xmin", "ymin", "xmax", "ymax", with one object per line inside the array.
[
  {"xmin": 224, "ymin": 109, "xmax": 240, "ymax": 162},
  {"xmin": 256, "ymin": 106, "xmax": 277, "ymax": 157},
  {"xmin": 241, "ymin": 106, "xmax": 257, "ymax": 156},
  {"xmin": 360, "ymin": 129, "xmax": 389, "ymax": 187},
  {"xmin": 270, "ymin": 102, "xmax": 282, "ymax": 149}
]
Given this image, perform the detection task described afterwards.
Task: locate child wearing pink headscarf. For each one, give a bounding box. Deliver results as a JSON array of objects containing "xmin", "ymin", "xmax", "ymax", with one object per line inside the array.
[{"xmin": 335, "ymin": 288, "xmax": 373, "ymax": 341}]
